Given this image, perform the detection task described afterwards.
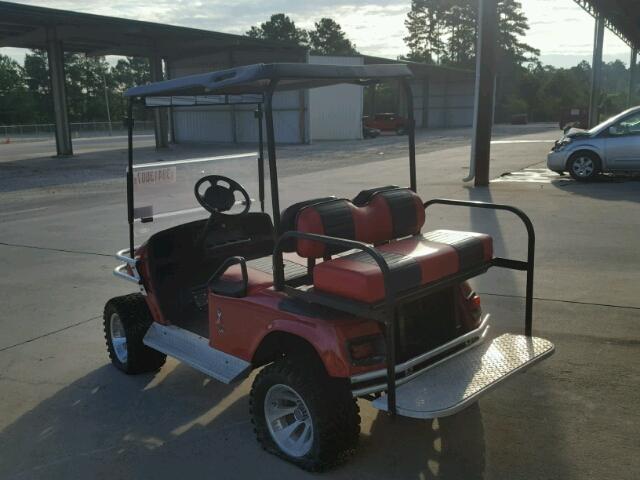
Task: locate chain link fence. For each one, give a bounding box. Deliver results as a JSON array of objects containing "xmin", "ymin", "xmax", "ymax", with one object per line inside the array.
[{"xmin": 1, "ymin": 121, "xmax": 155, "ymax": 141}]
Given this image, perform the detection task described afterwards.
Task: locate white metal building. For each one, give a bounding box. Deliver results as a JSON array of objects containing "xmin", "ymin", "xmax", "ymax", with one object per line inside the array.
[{"xmin": 166, "ymin": 54, "xmax": 474, "ymax": 145}]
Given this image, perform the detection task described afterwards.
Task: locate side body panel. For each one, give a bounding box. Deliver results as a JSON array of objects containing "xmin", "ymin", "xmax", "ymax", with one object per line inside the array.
[{"xmin": 207, "ymin": 289, "xmax": 383, "ymax": 378}]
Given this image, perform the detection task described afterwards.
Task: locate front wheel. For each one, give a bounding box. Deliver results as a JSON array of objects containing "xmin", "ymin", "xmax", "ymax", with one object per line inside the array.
[
  {"xmin": 568, "ymin": 152, "xmax": 600, "ymax": 181},
  {"xmin": 250, "ymin": 357, "xmax": 360, "ymax": 471},
  {"xmin": 103, "ymin": 294, "xmax": 166, "ymax": 374}
]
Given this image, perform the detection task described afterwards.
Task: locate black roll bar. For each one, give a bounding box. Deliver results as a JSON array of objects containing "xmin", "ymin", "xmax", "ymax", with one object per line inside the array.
[{"xmin": 423, "ymin": 198, "xmax": 536, "ymax": 336}]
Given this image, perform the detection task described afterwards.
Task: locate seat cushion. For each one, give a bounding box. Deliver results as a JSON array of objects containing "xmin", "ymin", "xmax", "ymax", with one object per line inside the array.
[
  {"xmin": 313, "ymin": 230, "xmax": 493, "ymax": 303},
  {"xmin": 295, "ymin": 188, "xmax": 425, "ymax": 258}
]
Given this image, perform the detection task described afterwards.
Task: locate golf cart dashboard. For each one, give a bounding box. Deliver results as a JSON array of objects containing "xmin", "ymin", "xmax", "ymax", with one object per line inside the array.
[{"xmin": 147, "ymin": 214, "xmax": 274, "ymax": 262}]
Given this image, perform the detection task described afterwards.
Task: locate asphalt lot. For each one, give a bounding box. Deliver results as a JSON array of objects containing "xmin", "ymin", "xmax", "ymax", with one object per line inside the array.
[{"xmin": 1, "ymin": 125, "xmax": 639, "ymax": 479}]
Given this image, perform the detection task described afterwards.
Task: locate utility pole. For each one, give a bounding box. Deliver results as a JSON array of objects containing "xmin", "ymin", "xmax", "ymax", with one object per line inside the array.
[
  {"xmin": 588, "ymin": 15, "xmax": 605, "ymax": 127},
  {"xmin": 468, "ymin": 0, "xmax": 498, "ymax": 186},
  {"xmin": 629, "ymin": 48, "xmax": 638, "ymax": 108},
  {"xmin": 103, "ymin": 73, "xmax": 113, "ymax": 136}
]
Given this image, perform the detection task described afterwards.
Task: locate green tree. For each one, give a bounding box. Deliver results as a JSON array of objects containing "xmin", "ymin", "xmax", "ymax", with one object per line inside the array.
[
  {"xmin": 404, "ymin": 0, "xmax": 447, "ymax": 63},
  {"xmin": 442, "ymin": 0, "xmax": 476, "ymax": 67},
  {"xmin": 0, "ymin": 54, "xmax": 36, "ymax": 125},
  {"xmin": 23, "ymin": 50, "xmax": 52, "ymax": 123},
  {"xmin": 63, "ymin": 53, "xmax": 112, "ymax": 122},
  {"xmin": 497, "ymin": 0, "xmax": 540, "ymax": 66},
  {"xmin": 247, "ymin": 13, "xmax": 308, "ymax": 46},
  {"xmin": 404, "ymin": 0, "xmax": 538, "ymax": 67},
  {"xmin": 308, "ymin": 18, "xmax": 357, "ymax": 55},
  {"xmin": 112, "ymin": 57, "xmax": 150, "ymax": 89}
]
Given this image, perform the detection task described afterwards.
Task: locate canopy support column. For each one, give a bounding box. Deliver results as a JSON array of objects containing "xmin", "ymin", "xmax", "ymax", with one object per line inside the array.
[
  {"xmin": 150, "ymin": 55, "xmax": 169, "ymax": 149},
  {"xmin": 46, "ymin": 27, "xmax": 72, "ymax": 157},
  {"xmin": 469, "ymin": 0, "xmax": 497, "ymax": 186},
  {"xmin": 629, "ymin": 48, "xmax": 638, "ymax": 108},
  {"xmin": 589, "ymin": 15, "xmax": 605, "ymax": 128}
]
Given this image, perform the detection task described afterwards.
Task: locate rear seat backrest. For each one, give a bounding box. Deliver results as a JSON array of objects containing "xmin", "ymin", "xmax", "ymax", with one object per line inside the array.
[{"xmin": 294, "ymin": 187, "xmax": 425, "ymax": 258}]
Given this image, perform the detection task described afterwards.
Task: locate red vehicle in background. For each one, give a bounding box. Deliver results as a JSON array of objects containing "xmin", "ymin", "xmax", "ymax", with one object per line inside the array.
[{"xmin": 364, "ymin": 112, "xmax": 408, "ymax": 135}]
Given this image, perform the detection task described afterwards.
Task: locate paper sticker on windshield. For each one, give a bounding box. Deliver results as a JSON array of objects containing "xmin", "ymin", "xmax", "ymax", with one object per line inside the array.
[{"xmin": 134, "ymin": 167, "xmax": 177, "ymax": 186}]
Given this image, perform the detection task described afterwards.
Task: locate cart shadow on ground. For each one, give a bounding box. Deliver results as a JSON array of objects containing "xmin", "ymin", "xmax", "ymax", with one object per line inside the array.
[
  {"xmin": 0, "ymin": 359, "xmax": 490, "ymax": 480},
  {"xmin": 550, "ymin": 173, "xmax": 640, "ymax": 203}
]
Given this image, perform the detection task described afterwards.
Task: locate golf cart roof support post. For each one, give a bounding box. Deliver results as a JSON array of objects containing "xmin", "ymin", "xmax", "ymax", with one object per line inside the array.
[
  {"xmin": 402, "ymin": 79, "xmax": 417, "ymax": 192},
  {"xmin": 265, "ymin": 81, "xmax": 286, "ymax": 290},
  {"xmin": 126, "ymin": 98, "xmax": 135, "ymax": 257},
  {"xmin": 257, "ymin": 103, "xmax": 265, "ymax": 213},
  {"xmin": 264, "ymin": 82, "xmax": 280, "ymax": 230}
]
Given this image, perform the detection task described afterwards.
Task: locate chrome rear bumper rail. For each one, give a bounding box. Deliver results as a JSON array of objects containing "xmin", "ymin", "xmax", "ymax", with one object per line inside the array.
[{"xmin": 351, "ymin": 314, "xmax": 490, "ymax": 397}]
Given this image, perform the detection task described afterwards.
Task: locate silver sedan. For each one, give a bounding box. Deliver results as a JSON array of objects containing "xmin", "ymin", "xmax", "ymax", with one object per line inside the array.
[{"xmin": 547, "ymin": 106, "xmax": 640, "ymax": 180}]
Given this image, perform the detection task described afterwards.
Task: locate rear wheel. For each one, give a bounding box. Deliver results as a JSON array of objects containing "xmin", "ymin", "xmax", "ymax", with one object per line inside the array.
[
  {"xmin": 103, "ymin": 294, "xmax": 166, "ymax": 374},
  {"xmin": 250, "ymin": 356, "xmax": 360, "ymax": 471},
  {"xmin": 568, "ymin": 152, "xmax": 600, "ymax": 181}
]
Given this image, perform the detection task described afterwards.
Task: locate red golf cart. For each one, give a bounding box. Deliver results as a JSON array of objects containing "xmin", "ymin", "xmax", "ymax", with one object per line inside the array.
[{"xmin": 105, "ymin": 63, "xmax": 554, "ymax": 471}]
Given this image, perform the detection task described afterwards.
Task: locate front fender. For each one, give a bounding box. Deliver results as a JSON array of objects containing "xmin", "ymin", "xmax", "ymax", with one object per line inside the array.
[{"xmin": 566, "ymin": 143, "xmax": 604, "ymax": 164}]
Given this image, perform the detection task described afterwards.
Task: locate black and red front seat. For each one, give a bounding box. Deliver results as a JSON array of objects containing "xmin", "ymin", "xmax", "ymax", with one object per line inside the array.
[{"xmin": 284, "ymin": 186, "xmax": 493, "ymax": 303}]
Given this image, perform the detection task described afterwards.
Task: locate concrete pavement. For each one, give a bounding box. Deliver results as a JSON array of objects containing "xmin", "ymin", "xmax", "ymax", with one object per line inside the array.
[{"xmin": 0, "ymin": 125, "xmax": 638, "ymax": 479}]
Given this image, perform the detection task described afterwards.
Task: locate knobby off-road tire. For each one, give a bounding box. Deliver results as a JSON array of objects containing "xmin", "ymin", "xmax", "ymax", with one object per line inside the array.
[
  {"xmin": 103, "ymin": 294, "xmax": 166, "ymax": 374},
  {"xmin": 250, "ymin": 356, "xmax": 361, "ymax": 471}
]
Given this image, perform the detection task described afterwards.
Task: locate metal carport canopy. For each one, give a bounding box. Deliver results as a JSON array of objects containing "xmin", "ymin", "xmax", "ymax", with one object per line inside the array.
[
  {"xmin": 575, "ymin": 0, "xmax": 640, "ymax": 48},
  {"xmin": 0, "ymin": 1, "xmax": 303, "ymax": 58}
]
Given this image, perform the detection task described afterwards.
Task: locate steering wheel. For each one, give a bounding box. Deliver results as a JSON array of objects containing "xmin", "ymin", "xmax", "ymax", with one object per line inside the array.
[{"xmin": 194, "ymin": 175, "xmax": 251, "ymax": 218}]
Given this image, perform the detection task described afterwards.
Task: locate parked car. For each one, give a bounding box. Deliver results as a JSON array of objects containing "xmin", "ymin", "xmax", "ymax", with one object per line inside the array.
[
  {"xmin": 364, "ymin": 113, "xmax": 407, "ymax": 135},
  {"xmin": 547, "ymin": 106, "xmax": 640, "ymax": 181}
]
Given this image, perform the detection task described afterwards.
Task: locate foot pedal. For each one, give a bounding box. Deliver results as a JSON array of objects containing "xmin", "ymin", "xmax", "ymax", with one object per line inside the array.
[{"xmin": 373, "ymin": 333, "xmax": 554, "ymax": 418}]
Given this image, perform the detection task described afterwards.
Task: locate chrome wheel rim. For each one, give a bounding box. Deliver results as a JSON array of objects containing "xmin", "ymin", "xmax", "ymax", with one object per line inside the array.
[
  {"xmin": 109, "ymin": 313, "xmax": 128, "ymax": 364},
  {"xmin": 264, "ymin": 384, "xmax": 314, "ymax": 457},
  {"xmin": 572, "ymin": 156, "xmax": 594, "ymax": 178}
]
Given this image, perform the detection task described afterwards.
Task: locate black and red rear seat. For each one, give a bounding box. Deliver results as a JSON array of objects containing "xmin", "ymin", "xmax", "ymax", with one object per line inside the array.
[{"xmin": 284, "ymin": 187, "xmax": 492, "ymax": 303}]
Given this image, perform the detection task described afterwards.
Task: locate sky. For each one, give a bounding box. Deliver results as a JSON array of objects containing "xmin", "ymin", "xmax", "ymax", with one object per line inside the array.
[{"xmin": 0, "ymin": 0, "xmax": 633, "ymax": 68}]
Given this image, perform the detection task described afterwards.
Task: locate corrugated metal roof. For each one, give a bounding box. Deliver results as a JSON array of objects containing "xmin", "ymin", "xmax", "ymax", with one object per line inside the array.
[
  {"xmin": 0, "ymin": 0, "xmax": 304, "ymax": 58},
  {"xmin": 575, "ymin": 0, "xmax": 640, "ymax": 49}
]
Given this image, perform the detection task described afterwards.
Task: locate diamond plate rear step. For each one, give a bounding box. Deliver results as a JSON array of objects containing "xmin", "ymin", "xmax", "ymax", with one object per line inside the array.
[{"xmin": 373, "ymin": 333, "xmax": 554, "ymax": 419}]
